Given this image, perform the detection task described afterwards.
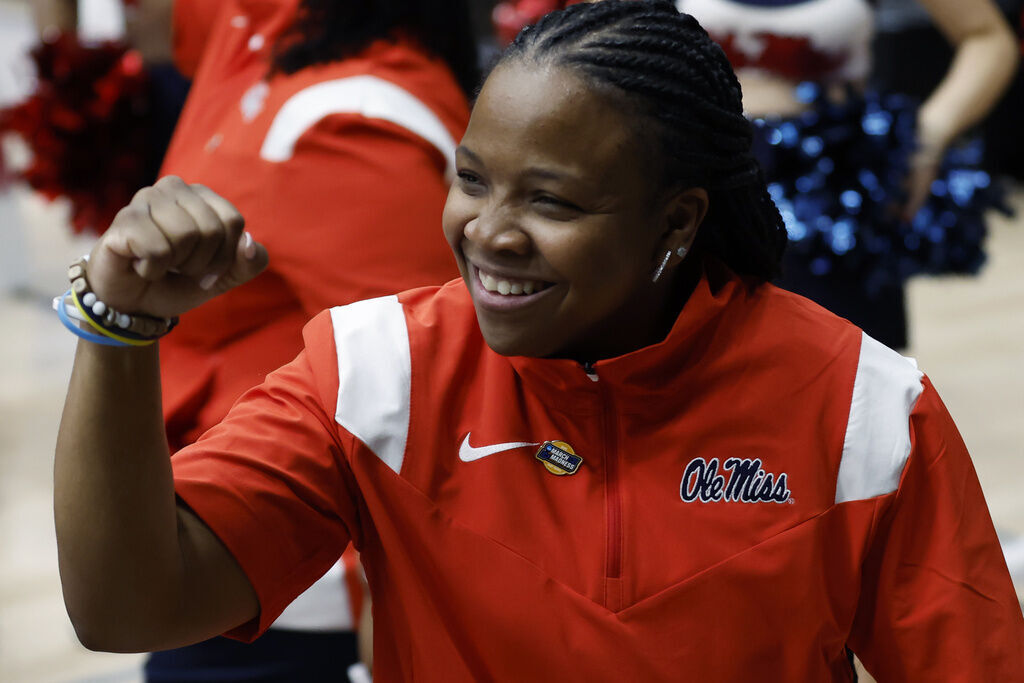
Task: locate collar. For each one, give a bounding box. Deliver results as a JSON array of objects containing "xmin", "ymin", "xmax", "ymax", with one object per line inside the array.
[{"xmin": 504, "ymin": 260, "xmax": 751, "ymax": 405}]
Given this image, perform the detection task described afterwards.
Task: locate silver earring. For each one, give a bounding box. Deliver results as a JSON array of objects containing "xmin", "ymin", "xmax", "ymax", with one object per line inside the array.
[
  {"xmin": 652, "ymin": 250, "xmax": 672, "ymax": 283},
  {"xmin": 676, "ymin": 246, "xmax": 688, "ymax": 258}
]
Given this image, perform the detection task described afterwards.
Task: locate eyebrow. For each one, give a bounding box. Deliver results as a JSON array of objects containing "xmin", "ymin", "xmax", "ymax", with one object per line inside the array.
[
  {"xmin": 455, "ymin": 146, "xmax": 571, "ymax": 182},
  {"xmin": 455, "ymin": 146, "xmax": 483, "ymax": 165}
]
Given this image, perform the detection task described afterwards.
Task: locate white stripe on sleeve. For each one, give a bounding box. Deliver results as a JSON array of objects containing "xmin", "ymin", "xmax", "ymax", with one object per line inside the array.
[
  {"xmin": 331, "ymin": 296, "xmax": 412, "ymax": 475},
  {"xmin": 835, "ymin": 332, "xmax": 924, "ymax": 504},
  {"xmin": 259, "ymin": 75, "xmax": 457, "ymax": 180}
]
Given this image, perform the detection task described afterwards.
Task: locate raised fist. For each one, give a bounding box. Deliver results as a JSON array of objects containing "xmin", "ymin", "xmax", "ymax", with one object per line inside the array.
[{"xmin": 85, "ymin": 176, "xmax": 268, "ymax": 318}]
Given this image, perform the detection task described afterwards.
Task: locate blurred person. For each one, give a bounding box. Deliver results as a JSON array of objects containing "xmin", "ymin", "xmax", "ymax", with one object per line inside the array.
[
  {"xmin": 52, "ymin": 2, "xmax": 1023, "ymax": 680},
  {"xmin": 46, "ymin": 0, "xmax": 477, "ymax": 680},
  {"xmin": 679, "ymin": 0, "xmax": 1018, "ymax": 349}
]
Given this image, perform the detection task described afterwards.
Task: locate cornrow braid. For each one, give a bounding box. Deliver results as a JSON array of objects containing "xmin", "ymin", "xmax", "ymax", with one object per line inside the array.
[{"xmin": 501, "ymin": 0, "xmax": 787, "ymax": 281}]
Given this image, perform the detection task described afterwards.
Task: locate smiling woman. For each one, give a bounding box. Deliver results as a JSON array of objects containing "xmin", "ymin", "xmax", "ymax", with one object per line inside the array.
[
  {"xmin": 51, "ymin": 1, "xmax": 1023, "ymax": 680},
  {"xmin": 445, "ymin": 62, "xmax": 711, "ymax": 359},
  {"xmin": 442, "ymin": 2, "xmax": 789, "ymax": 360}
]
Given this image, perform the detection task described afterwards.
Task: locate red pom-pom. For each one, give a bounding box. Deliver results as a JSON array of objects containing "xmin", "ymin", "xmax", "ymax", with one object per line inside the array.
[{"xmin": 0, "ymin": 34, "xmax": 154, "ymax": 234}]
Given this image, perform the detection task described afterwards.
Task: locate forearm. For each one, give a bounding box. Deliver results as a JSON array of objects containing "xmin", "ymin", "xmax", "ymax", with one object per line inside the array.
[
  {"xmin": 53, "ymin": 178, "xmax": 265, "ymax": 651},
  {"xmin": 55, "ymin": 340, "xmax": 186, "ymax": 651},
  {"xmin": 916, "ymin": 7, "xmax": 1019, "ymax": 150},
  {"xmin": 126, "ymin": 0, "xmax": 175, "ymax": 64},
  {"xmin": 32, "ymin": 0, "xmax": 77, "ymax": 35}
]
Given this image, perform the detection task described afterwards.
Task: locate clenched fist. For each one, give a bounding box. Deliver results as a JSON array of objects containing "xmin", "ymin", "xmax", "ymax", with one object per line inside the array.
[{"xmin": 86, "ymin": 176, "xmax": 269, "ymax": 318}]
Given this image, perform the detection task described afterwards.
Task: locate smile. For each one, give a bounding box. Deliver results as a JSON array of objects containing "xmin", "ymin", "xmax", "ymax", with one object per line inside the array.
[
  {"xmin": 478, "ymin": 269, "xmax": 552, "ymax": 296},
  {"xmin": 470, "ymin": 265, "xmax": 555, "ymax": 310}
]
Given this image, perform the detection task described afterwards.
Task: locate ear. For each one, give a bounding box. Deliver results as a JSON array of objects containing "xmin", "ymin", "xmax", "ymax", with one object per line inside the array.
[{"xmin": 654, "ymin": 186, "xmax": 709, "ymax": 268}]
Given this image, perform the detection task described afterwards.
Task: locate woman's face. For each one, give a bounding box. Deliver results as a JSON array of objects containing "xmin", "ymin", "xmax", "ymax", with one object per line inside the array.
[{"xmin": 443, "ymin": 61, "xmax": 697, "ymax": 360}]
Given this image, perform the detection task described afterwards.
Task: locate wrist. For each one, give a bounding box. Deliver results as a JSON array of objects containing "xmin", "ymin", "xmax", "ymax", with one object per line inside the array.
[
  {"xmin": 915, "ymin": 106, "xmax": 956, "ymax": 159},
  {"xmin": 55, "ymin": 257, "xmax": 178, "ymax": 348}
]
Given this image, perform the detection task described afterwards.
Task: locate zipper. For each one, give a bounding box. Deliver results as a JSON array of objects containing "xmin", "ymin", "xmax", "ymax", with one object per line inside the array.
[{"xmin": 584, "ymin": 362, "xmax": 622, "ymax": 609}]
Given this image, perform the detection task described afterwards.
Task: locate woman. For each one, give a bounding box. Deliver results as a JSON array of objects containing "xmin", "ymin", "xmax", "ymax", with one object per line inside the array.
[
  {"xmin": 54, "ymin": 2, "xmax": 1023, "ymax": 680},
  {"xmin": 678, "ymin": 0, "xmax": 1019, "ymax": 349}
]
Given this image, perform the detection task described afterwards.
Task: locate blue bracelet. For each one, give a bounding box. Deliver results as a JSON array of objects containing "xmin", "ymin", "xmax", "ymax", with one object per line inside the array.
[{"xmin": 55, "ymin": 289, "xmax": 131, "ymax": 347}]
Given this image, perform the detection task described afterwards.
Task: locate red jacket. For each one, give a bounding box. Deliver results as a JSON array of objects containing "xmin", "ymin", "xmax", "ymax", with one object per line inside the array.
[
  {"xmin": 159, "ymin": 0, "xmax": 466, "ymax": 450},
  {"xmin": 173, "ymin": 264, "xmax": 1024, "ymax": 681}
]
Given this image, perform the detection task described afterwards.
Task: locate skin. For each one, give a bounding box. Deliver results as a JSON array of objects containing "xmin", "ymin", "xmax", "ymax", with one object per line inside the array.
[
  {"xmin": 32, "ymin": 0, "xmax": 77, "ymax": 36},
  {"xmin": 54, "ymin": 61, "xmax": 710, "ymax": 650},
  {"xmin": 905, "ymin": 0, "xmax": 1018, "ymax": 219},
  {"xmin": 56, "ymin": 178, "xmax": 265, "ymax": 652},
  {"xmin": 443, "ymin": 60, "xmax": 708, "ymax": 360},
  {"xmin": 32, "ymin": 0, "xmax": 174, "ymax": 63},
  {"xmin": 124, "ymin": 0, "xmax": 176, "ymax": 64}
]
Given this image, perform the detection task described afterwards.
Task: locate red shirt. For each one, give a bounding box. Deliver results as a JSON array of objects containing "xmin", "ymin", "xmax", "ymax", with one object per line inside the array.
[
  {"xmin": 159, "ymin": 0, "xmax": 467, "ymax": 450},
  {"xmin": 172, "ymin": 264, "xmax": 1024, "ymax": 680}
]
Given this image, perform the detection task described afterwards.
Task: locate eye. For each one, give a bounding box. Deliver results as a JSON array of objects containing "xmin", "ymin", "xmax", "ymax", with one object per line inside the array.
[
  {"xmin": 534, "ymin": 194, "xmax": 583, "ymax": 219},
  {"xmin": 535, "ymin": 195, "xmax": 577, "ymax": 209},
  {"xmin": 457, "ymin": 170, "xmax": 484, "ymax": 187}
]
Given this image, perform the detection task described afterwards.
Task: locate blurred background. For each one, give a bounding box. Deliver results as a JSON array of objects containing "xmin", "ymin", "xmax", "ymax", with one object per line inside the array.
[{"xmin": 0, "ymin": 0, "xmax": 1021, "ymax": 680}]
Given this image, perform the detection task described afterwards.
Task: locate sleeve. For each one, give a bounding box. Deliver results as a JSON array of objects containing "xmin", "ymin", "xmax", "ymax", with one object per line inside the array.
[
  {"xmin": 171, "ymin": 310, "xmax": 361, "ymax": 641},
  {"xmin": 253, "ymin": 114, "xmax": 460, "ymax": 314},
  {"xmin": 170, "ymin": 0, "xmax": 222, "ymax": 78},
  {"xmin": 848, "ymin": 377, "xmax": 1024, "ymax": 680}
]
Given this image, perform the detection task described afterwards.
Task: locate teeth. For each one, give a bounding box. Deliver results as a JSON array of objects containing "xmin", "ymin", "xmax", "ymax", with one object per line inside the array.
[{"xmin": 478, "ymin": 269, "xmax": 545, "ymax": 297}]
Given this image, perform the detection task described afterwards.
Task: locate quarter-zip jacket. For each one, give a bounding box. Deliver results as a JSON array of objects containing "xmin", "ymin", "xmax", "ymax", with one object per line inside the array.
[{"xmin": 173, "ymin": 262, "xmax": 1024, "ymax": 681}]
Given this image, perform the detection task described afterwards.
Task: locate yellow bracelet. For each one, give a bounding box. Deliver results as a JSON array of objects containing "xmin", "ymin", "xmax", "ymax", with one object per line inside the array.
[{"xmin": 70, "ymin": 288, "xmax": 156, "ymax": 347}]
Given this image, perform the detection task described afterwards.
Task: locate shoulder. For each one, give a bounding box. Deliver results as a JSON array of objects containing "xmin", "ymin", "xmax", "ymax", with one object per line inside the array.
[
  {"xmin": 171, "ymin": 0, "xmax": 228, "ymax": 78},
  {"xmin": 721, "ymin": 272, "xmax": 864, "ymax": 367},
  {"xmin": 718, "ymin": 274, "xmax": 925, "ymax": 503},
  {"xmin": 303, "ymin": 280, "xmax": 475, "ymax": 377},
  {"xmin": 307, "ymin": 281, "xmax": 476, "ymax": 474},
  {"xmin": 837, "ymin": 332, "xmax": 924, "ymax": 503},
  {"xmin": 258, "ymin": 40, "xmax": 468, "ymax": 174}
]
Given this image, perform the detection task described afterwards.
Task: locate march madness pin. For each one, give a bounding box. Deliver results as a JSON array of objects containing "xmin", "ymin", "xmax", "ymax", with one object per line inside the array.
[{"xmin": 535, "ymin": 441, "xmax": 583, "ymax": 476}]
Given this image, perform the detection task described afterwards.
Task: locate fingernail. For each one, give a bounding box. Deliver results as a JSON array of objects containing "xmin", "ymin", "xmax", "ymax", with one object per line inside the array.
[
  {"xmin": 243, "ymin": 232, "xmax": 256, "ymax": 259},
  {"xmin": 199, "ymin": 273, "xmax": 219, "ymax": 290}
]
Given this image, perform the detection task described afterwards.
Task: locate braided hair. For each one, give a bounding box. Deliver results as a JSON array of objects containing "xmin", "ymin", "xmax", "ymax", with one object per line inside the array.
[
  {"xmin": 500, "ymin": 0, "xmax": 786, "ymax": 281},
  {"xmin": 270, "ymin": 0, "xmax": 480, "ymax": 97}
]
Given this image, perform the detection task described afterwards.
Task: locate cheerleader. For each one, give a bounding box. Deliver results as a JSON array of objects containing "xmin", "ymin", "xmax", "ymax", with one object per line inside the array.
[{"xmin": 679, "ymin": 0, "xmax": 1018, "ymax": 348}]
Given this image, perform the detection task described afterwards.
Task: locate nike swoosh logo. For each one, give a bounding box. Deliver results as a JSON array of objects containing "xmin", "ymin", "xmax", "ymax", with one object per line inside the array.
[{"xmin": 458, "ymin": 433, "xmax": 538, "ymax": 462}]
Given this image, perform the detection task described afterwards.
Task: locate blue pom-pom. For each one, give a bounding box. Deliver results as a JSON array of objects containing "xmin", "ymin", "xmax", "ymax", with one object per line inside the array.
[
  {"xmin": 810, "ymin": 257, "xmax": 831, "ymax": 275},
  {"xmin": 862, "ymin": 111, "xmax": 892, "ymax": 136},
  {"xmin": 840, "ymin": 190, "xmax": 863, "ymax": 212},
  {"xmin": 750, "ymin": 85, "xmax": 1006, "ymax": 291},
  {"xmin": 801, "ymin": 136, "xmax": 824, "ymax": 157},
  {"xmin": 795, "ymin": 81, "xmax": 819, "ymax": 103}
]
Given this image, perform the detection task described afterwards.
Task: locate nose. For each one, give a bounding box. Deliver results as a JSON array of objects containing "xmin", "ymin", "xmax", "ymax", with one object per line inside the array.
[{"xmin": 464, "ymin": 202, "xmax": 531, "ymax": 256}]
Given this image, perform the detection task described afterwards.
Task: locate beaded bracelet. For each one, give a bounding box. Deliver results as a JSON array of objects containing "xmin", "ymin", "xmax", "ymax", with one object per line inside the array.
[
  {"xmin": 54, "ymin": 289, "xmax": 133, "ymax": 347},
  {"xmin": 57, "ymin": 257, "xmax": 179, "ymax": 346}
]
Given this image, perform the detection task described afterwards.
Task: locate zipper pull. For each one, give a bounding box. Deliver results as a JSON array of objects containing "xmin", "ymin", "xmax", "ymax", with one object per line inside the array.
[{"xmin": 582, "ymin": 361, "xmax": 599, "ymax": 382}]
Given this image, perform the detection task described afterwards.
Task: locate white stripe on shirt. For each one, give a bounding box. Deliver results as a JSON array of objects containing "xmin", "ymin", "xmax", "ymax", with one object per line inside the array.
[
  {"xmin": 330, "ymin": 296, "xmax": 412, "ymax": 475},
  {"xmin": 835, "ymin": 332, "xmax": 924, "ymax": 504},
  {"xmin": 260, "ymin": 75, "xmax": 457, "ymax": 180}
]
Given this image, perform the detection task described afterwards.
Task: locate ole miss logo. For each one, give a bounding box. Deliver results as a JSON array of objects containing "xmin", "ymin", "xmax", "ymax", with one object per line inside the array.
[{"xmin": 680, "ymin": 457, "xmax": 792, "ymax": 504}]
